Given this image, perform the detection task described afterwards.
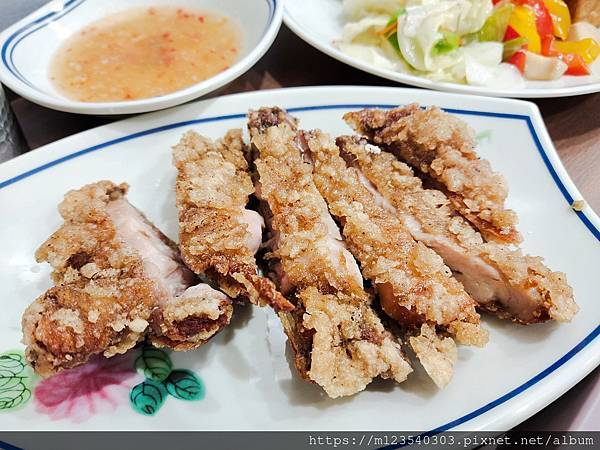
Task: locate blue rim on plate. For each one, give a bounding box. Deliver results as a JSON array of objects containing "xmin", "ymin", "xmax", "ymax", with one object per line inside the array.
[
  {"xmin": 1, "ymin": 0, "xmax": 277, "ymax": 92},
  {"xmin": 0, "ymin": 103, "xmax": 598, "ymax": 435}
]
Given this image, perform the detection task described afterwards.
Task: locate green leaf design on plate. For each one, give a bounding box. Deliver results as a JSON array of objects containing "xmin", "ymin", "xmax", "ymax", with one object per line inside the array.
[
  {"xmin": 130, "ymin": 379, "xmax": 167, "ymax": 416},
  {"xmin": 165, "ymin": 370, "xmax": 205, "ymax": 401},
  {"xmin": 476, "ymin": 130, "xmax": 492, "ymax": 143},
  {"xmin": 0, "ymin": 350, "xmax": 33, "ymax": 411},
  {"xmin": 135, "ymin": 347, "xmax": 172, "ymax": 382}
]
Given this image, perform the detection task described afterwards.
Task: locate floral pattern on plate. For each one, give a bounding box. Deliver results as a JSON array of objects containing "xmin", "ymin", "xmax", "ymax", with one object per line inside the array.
[{"xmin": 1, "ymin": 346, "xmax": 205, "ymax": 421}]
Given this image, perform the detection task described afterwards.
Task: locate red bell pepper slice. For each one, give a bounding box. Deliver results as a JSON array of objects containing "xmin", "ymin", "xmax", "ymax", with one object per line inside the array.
[
  {"xmin": 541, "ymin": 35, "xmax": 590, "ymax": 75},
  {"xmin": 504, "ymin": 25, "xmax": 521, "ymax": 41},
  {"xmin": 562, "ymin": 54, "xmax": 590, "ymax": 75},
  {"xmin": 513, "ymin": 0, "xmax": 554, "ymax": 38},
  {"xmin": 508, "ymin": 50, "xmax": 527, "ymax": 73}
]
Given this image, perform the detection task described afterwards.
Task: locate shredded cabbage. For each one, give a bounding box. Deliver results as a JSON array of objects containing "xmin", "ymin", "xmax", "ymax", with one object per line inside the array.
[
  {"xmin": 342, "ymin": 15, "xmax": 390, "ymax": 44},
  {"xmin": 342, "ymin": 0, "xmax": 407, "ymax": 20},
  {"xmin": 396, "ymin": 0, "xmax": 492, "ymax": 71},
  {"xmin": 337, "ymin": 42, "xmax": 413, "ymax": 72},
  {"xmin": 338, "ymin": 0, "xmax": 529, "ymax": 86}
]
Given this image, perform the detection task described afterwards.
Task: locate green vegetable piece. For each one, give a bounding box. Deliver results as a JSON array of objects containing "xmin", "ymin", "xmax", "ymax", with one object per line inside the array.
[
  {"xmin": 387, "ymin": 32, "xmax": 401, "ymax": 52},
  {"xmin": 165, "ymin": 370, "xmax": 205, "ymax": 401},
  {"xmin": 432, "ymin": 31, "xmax": 460, "ymax": 56},
  {"xmin": 385, "ymin": 7, "xmax": 406, "ymax": 27},
  {"xmin": 478, "ymin": 4, "xmax": 514, "ymax": 42},
  {"xmin": 0, "ymin": 350, "xmax": 33, "ymax": 411},
  {"xmin": 383, "ymin": 7, "xmax": 405, "ymax": 54},
  {"xmin": 135, "ymin": 347, "xmax": 173, "ymax": 382},
  {"xmin": 130, "ymin": 380, "xmax": 168, "ymax": 416},
  {"xmin": 503, "ymin": 37, "xmax": 528, "ymax": 60}
]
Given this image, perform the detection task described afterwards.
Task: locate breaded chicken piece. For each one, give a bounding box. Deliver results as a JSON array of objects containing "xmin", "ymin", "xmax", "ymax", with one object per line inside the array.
[
  {"xmin": 302, "ymin": 129, "xmax": 488, "ymax": 388},
  {"xmin": 344, "ymin": 105, "xmax": 521, "ymax": 244},
  {"xmin": 172, "ymin": 129, "xmax": 293, "ymax": 312},
  {"xmin": 249, "ymin": 108, "xmax": 412, "ymax": 397},
  {"xmin": 338, "ymin": 136, "xmax": 578, "ymax": 324},
  {"xmin": 22, "ymin": 181, "xmax": 232, "ymax": 377}
]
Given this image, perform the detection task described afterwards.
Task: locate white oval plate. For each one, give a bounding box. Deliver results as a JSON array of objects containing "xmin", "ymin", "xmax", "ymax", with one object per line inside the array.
[
  {"xmin": 284, "ymin": 0, "xmax": 600, "ymax": 98},
  {"xmin": 0, "ymin": 0, "xmax": 282, "ymax": 115},
  {"xmin": 0, "ymin": 86, "xmax": 598, "ymax": 431}
]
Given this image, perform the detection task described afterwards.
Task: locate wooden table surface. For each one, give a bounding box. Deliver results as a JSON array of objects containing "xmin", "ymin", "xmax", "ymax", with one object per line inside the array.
[
  {"xmin": 9, "ymin": 25, "xmax": 600, "ymax": 213},
  {"xmin": 5, "ymin": 23, "xmax": 600, "ymax": 433}
]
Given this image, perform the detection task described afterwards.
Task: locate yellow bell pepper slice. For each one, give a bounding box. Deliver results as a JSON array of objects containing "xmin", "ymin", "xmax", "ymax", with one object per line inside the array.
[
  {"xmin": 509, "ymin": 6, "xmax": 541, "ymax": 54},
  {"xmin": 553, "ymin": 38, "xmax": 600, "ymax": 64},
  {"xmin": 543, "ymin": 0, "xmax": 570, "ymax": 40}
]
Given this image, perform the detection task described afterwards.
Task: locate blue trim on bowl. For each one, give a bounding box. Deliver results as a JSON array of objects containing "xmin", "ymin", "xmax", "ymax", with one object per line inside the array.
[
  {"xmin": 1, "ymin": 0, "xmax": 277, "ymax": 93},
  {"xmin": 0, "ymin": 103, "xmax": 598, "ymax": 434},
  {"xmin": 1, "ymin": 0, "xmax": 85, "ymax": 88}
]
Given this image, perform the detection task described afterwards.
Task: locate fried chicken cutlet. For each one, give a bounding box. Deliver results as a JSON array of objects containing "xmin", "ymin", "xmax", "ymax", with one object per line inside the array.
[
  {"xmin": 344, "ymin": 105, "xmax": 521, "ymax": 244},
  {"xmin": 248, "ymin": 108, "xmax": 413, "ymax": 398},
  {"xmin": 337, "ymin": 136, "xmax": 578, "ymax": 323},
  {"xmin": 172, "ymin": 129, "xmax": 293, "ymax": 312},
  {"xmin": 22, "ymin": 181, "xmax": 232, "ymax": 377},
  {"xmin": 301, "ymin": 127, "xmax": 488, "ymax": 388}
]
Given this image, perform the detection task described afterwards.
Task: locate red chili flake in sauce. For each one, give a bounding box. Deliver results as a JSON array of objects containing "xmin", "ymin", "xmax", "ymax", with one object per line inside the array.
[
  {"xmin": 160, "ymin": 47, "xmax": 175, "ymax": 66},
  {"xmin": 50, "ymin": 7, "xmax": 241, "ymax": 102}
]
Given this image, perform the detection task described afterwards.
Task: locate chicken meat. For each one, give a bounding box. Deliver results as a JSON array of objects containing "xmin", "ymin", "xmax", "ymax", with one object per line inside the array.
[
  {"xmin": 336, "ymin": 135, "xmax": 578, "ymax": 323},
  {"xmin": 300, "ymin": 125, "xmax": 488, "ymax": 388},
  {"xmin": 248, "ymin": 107, "xmax": 413, "ymax": 398},
  {"xmin": 344, "ymin": 104, "xmax": 521, "ymax": 244},
  {"xmin": 22, "ymin": 181, "xmax": 232, "ymax": 377},
  {"xmin": 172, "ymin": 129, "xmax": 293, "ymax": 312}
]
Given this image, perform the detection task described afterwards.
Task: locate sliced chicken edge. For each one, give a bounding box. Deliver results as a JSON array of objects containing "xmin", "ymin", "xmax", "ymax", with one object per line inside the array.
[
  {"xmin": 22, "ymin": 181, "xmax": 232, "ymax": 377},
  {"xmin": 172, "ymin": 129, "xmax": 293, "ymax": 313},
  {"xmin": 297, "ymin": 124, "xmax": 489, "ymax": 387},
  {"xmin": 103, "ymin": 193, "xmax": 233, "ymax": 350},
  {"xmin": 342, "ymin": 104, "xmax": 522, "ymax": 244},
  {"xmin": 247, "ymin": 107, "xmax": 413, "ymax": 398},
  {"xmin": 336, "ymin": 135, "xmax": 578, "ymax": 324}
]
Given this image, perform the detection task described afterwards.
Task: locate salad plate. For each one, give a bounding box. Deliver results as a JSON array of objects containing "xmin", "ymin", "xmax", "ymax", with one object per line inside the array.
[
  {"xmin": 0, "ymin": 86, "xmax": 598, "ymax": 432},
  {"xmin": 284, "ymin": 0, "xmax": 600, "ymax": 98},
  {"xmin": 0, "ymin": 0, "xmax": 282, "ymax": 115}
]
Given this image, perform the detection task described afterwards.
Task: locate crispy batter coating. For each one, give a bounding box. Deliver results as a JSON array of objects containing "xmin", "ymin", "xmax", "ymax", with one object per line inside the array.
[
  {"xmin": 22, "ymin": 278, "xmax": 155, "ymax": 377},
  {"xmin": 173, "ymin": 129, "xmax": 293, "ymax": 312},
  {"xmin": 344, "ymin": 105, "xmax": 521, "ymax": 244},
  {"xmin": 302, "ymin": 129, "xmax": 488, "ymax": 387},
  {"xmin": 338, "ymin": 136, "xmax": 578, "ymax": 323},
  {"xmin": 301, "ymin": 287, "xmax": 413, "ymax": 397},
  {"xmin": 409, "ymin": 324, "xmax": 457, "ymax": 388},
  {"xmin": 23, "ymin": 181, "xmax": 232, "ymax": 377},
  {"xmin": 249, "ymin": 109, "xmax": 412, "ymax": 397}
]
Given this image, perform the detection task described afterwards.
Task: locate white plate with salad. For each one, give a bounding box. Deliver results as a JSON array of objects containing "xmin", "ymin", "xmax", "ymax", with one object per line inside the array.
[{"xmin": 284, "ymin": 0, "xmax": 600, "ymax": 97}]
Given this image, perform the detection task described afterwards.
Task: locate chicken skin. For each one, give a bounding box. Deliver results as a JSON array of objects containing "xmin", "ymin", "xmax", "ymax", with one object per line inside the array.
[
  {"xmin": 248, "ymin": 107, "xmax": 413, "ymax": 397},
  {"xmin": 301, "ymin": 128, "xmax": 488, "ymax": 388},
  {"xmin": 344, "ymin": 104, "xmax": 521, "ymax": 244},
  {"xmin": 336, "ymin": 135, "xmax": 578, "ymax": 324},
  {"xmin": 172, "ymin": 129, "xmax": 293, "ymax": 312},
  {"xmin": 22, "ymin": 181, "xmax": 232, "ymax": 377}
]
